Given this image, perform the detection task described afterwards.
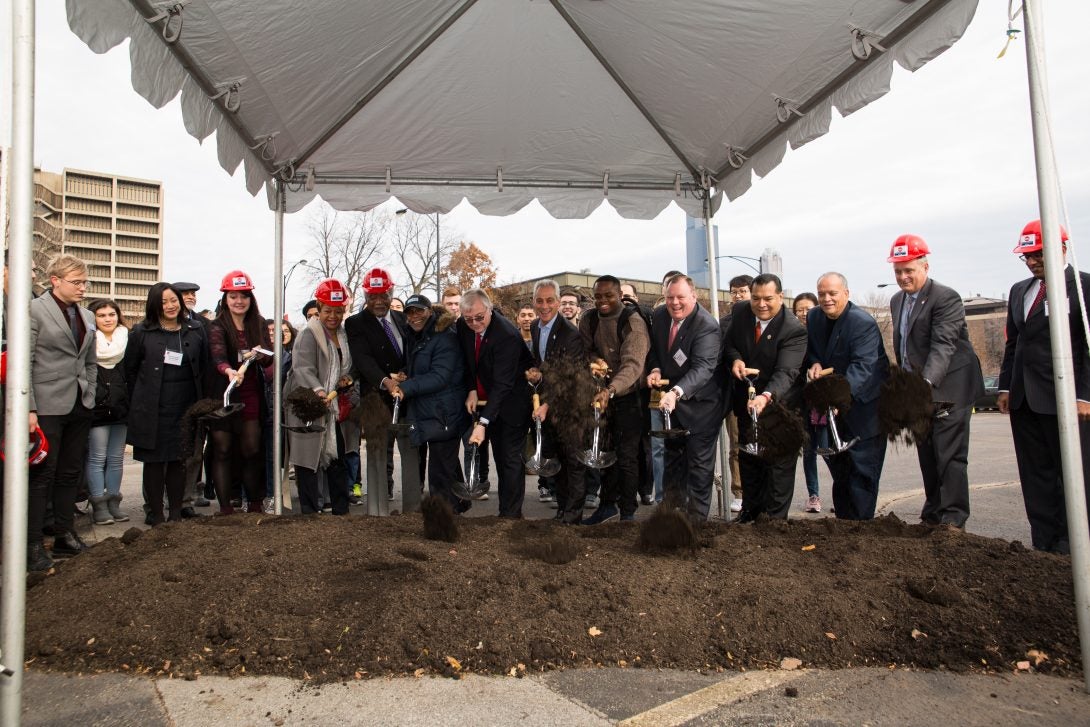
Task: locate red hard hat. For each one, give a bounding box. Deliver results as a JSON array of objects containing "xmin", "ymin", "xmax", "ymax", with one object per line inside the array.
[
  {"xmin": 315, "ymin": 278, "xmax": 349, "ymax": 307},
  {"xmin": 887, "ymin": 234, "xmax": 930, "ymax": 263},
  {"xmin": 220, "ymin": 270, "xmax": 255, "ymax": 292},
  {"xmin": 361, "ymin": 267, "xmax": 394, "ymax": 294},
  {"xmin": 1, "ymin": 424, "xmax": 49, "ymax": 466},
  {"xmin": 1013, "ymin": 219, "xmax": 1070, "ymax": 254}
]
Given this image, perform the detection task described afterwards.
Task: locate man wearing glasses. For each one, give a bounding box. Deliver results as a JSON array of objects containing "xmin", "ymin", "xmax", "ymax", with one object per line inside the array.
[
  {"xmin": 27, "ymin": 254, "xmax": 98, "ymax": 571},
  {"xmin": 998, "ymin": 220, "xmax": 1090, "ymax": 555},
  {"xmin": 458, "ymin": 288, "xmax": 534, "ymax": 518},
  {"xmin": 887, "ymin": 235, "xmax": 983, "ymax": 529}
]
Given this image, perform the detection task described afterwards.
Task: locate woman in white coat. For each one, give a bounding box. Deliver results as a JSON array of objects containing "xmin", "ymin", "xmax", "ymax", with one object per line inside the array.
[{"xmin": 285, "ymin": 279, "xmax": 360, "ymax": 514}]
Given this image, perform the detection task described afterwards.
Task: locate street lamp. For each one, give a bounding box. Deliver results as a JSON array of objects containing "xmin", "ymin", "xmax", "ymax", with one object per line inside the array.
[
  {"xmin": 283, "ymin": 258, "xmax": 307, "ymax": 306},
  {"xmin": 705, "ymin": 254, "xmax": 761, "ymax": 275},
  {"xmin": 396, "ymin": 208, "xmax": 442, "ymax": 299}
]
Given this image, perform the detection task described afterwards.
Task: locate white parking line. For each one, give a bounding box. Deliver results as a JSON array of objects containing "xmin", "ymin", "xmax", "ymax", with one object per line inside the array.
[{"xmin": 617, "ymin": 670, "xmax": 802, "ymax": 727}]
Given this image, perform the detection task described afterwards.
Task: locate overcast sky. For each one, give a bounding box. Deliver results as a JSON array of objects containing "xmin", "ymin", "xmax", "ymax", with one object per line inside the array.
[{"xmin": 5, "ymin": 2, "xmax": 1088, "ymax": 317}]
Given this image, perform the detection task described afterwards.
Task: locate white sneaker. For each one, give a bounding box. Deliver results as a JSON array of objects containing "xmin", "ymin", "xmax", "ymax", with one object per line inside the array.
[
  {"xmin": 729, "ymin": 498, "xmax": 743, "ymax": 513},
  {"xmin": 262, "ymin": 497, "xmax": 275, "ymax": 514}
]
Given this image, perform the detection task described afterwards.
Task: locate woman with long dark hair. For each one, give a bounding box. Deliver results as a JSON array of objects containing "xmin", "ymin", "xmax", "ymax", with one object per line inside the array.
[
  {"xmin": 123, "ymin": 283, "xmax": 207, "ymax": 524},
  {"xmin": 207, "ymin": 270, "xmax": 273, "ymax": 514},
  {"xmin": 86, "ymin": 299, "xmax": 130, "ymax": 524}
]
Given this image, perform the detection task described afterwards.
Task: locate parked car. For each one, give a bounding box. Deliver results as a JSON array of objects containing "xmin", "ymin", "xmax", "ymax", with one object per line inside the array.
[{"xmin": 975, "ymin": 375, "xmax": 999, "ymax": 411}]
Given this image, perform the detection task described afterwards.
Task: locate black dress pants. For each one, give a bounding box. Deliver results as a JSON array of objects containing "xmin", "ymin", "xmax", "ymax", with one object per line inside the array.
[
  {"xmin": 29, "ymin": 399, "xmax": 93, "ymax": 544},
  {"xmin": 598, "ymin": 392, "xmax": 642, "ymax": 516},
  {"xmin": 1010, "ymin": 402, "xmax": 1090, "ymax": 553}
]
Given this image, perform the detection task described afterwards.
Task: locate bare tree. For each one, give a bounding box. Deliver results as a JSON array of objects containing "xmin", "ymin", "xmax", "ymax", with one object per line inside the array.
[
  {"xmin": 857, "ymin": 290, "xmax": 895, "ymax": 361},
  {"xmin": 386, "ymin": 211, "xmax": 462, "ymax": 299},
  {"xmin": 302, "ymin": 204, "xmax": 386, "ymax": 302}
]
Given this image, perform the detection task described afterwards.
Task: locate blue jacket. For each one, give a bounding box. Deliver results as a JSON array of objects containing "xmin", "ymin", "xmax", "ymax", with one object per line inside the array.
[
  {"xmin": 400, "ymin": 307, "xmax": 469, "ymax": 446},
  {"xmin": 805, "ymin": 301, "xmax": 890, "ymax": 440}
]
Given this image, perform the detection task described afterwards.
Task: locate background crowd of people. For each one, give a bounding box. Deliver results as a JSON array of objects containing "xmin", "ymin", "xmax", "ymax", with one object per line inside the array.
[{"xmin": 9, "ymin": 217, "xmax": 1088, "ymax": 572}]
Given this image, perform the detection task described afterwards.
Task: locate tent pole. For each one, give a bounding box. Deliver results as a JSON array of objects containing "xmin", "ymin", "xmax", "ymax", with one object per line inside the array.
[
  {"xmin": 1, "ymin": 0, "xmax": 36, "ymax": 723},
  {"xmin": 1023, "ymin": 0, "xmax": 1090, "ymax": 692},
  {"xmin": 272, "ymin": 182, "xmax": 285, "ymax": 515},
  {"xmin": 701, "ymin": 193, "xmax": 730, "ymax": 521}
]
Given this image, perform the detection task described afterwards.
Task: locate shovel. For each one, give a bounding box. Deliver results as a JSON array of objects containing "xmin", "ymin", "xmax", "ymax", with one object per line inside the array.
[
  {"xmin": 740, "ymin": 368, "xmax": 763, "ymax": 456},
  {"xmin": 815, "ymin": 406, "xmax": 860, "ymax": 456},
  {"xmin": 453, "ymin": 441, "xmax": 490, "ymax": 501},
  {"xmin": 649, "ymin": 379, "xmax": 689, "ymax": 439},
  {"xmin": 580, "ymin": 401, "xmax": 617, "ymax": 469},
  {"xmin": 524, "ymin": 392, "xmax": 560, "ymax": 476},
  {"xmin": 201, "ymin": 356, "xmax": 255, "ymax": 421},
  {"xmin": 390, "ymin": 395, "xmax": 411, "ymax": 435},
  {"xmin": 284, "ymin": 390, "xmax": 338, "ymax": 433}
]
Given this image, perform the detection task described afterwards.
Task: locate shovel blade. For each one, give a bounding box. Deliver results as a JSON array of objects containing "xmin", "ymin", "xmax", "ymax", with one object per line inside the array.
[
  {"xmin": 650, "ymin": 428, "xmax": 689, "ymax": 439},
  {"xmin": 201, "ymin": 403, "xmax": 245, "ymax": 421},
  {"xmin": 284, "ymin": 423, "xmax": 326, "ymax": 433},
  {"xmin": 452, "ymin": 479, "xmax": 489, "ymax": 501},
  {"xmin": 524, "ymin": 456, "xmax": 560, "ymax": 477}
]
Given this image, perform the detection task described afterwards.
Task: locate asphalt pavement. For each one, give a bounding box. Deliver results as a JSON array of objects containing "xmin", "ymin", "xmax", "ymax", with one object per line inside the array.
[{"xmin": 20, "ymin": 409, "xmax": 1089, "ymax": 726}]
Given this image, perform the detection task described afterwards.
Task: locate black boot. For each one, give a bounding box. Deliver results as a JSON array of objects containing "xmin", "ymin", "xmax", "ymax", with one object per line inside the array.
[
  {"xmin": 27, "ymin": 542, "xmax": 54, "ymax": 572},
  {"xmin": 52, "ymin": 530, "xmax": 89, "ymax": 558}
]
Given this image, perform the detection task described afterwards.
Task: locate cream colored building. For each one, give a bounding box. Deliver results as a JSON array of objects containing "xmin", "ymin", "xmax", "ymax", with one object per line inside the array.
[{"xmin": 32, "ymin": 167, "xmax": 164, "ymax": 319}]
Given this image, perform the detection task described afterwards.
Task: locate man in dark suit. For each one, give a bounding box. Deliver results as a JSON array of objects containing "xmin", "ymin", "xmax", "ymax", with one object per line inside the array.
[
  {"xmin": 887, "ymin": 235, "xmax": 984, "ymax": 528},
  {"xmin": 527, "ymin": 279, "xmax": 587, "ymax": 524},
  {"xmin": 647, "ymin": 274, "xmax": 722, "ymax": 521},
  {"xmin": 722, "ymin": 273, "xmax": 807, "ymax": 521},
  {"xmin": 805, "ymin": 272, "xmax": 890, "ymax": 520},
  {"xmin": 345, "ymin": 267, "xmax": 420, "ymax": 516},
  {"xmin": 459, "ymin": 288, "xmax": 533, "ymax": 518},
  {"xmin": 998, "ymin": 220, "xmax": 1090, "ymax": 554},
  {"xmin": 28, "ymin": 254, "xmax": 98, "ymax": 571}
]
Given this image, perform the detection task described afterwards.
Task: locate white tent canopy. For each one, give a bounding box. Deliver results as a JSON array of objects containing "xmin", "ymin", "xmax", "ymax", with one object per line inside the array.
[{"xmin": 66, "ymin": 0, "xmax": 977, "ymax": 218}]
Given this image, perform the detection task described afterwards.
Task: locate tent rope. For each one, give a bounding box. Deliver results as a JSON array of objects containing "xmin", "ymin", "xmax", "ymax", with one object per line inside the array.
[
  {"xmin": 145, "ymin": 0, "xmax": 187, "ymax": 44},
  {"xmin": 249, "ymin": 133, "xmax": 280, "ymax": 162},
  {"xmin": 997, "ymin": 1, "xmax": 1023, "ymax": 59},
  {"xmin": 848, "ymin": 24, "xmax": 887, "ymax": 61},
  {"xmin": 774, "ymin": 96, "xmax": 803, "ymax": 123},
  {"xmin": 210, "ymin": 79, "xmax": 244, "ymax": 113},
  {"xmin": 723, "ymin": 146, "xmax": 746, "ymax": 169}
]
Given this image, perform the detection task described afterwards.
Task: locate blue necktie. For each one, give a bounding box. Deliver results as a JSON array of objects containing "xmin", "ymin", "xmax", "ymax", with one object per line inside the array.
[
  {"xmin": 67, "ymin": 305, "xmax": 81, "ymax": 346},
  {"xmin": 381, "ymin": 317, "xmax": 402, "ymax": 358}
]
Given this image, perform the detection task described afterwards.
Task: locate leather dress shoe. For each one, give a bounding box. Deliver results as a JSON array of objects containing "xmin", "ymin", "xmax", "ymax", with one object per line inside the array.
[
  {"xmin": 52, "ymin": 530, "xmax": 89, "ymax": 558},
  {"xmin": 179, "ymin": 506, "xmax": 202, "ymax": 519},
  {"xmin": 27, "ymin": 542, "xmax": 54, "ymax": 572},
  {"xmin": 734, "ymin": 509, "xmax": 758, "ymax": 524}
]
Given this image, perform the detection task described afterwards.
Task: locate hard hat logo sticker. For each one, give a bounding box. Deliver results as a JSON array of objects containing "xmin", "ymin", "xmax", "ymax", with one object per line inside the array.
[
  {"xmin": 232, "ymin": 276, "xmax": 247, "ymax": 286},
  {"xmin": 331, "ymin": 291, "xmax": 344, "ymax": 301},
  {"xmin": 1019, "ymin": 234, "xmax": 1036, "ymax": 247},
  {"xmin": 892, "ymin": 245, "xmax": 908, "ymax": 258}
]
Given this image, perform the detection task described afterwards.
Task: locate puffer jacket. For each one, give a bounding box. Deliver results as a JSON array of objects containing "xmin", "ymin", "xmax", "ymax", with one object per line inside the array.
[{"xmin": 399, "ymin": 306, "xmax": 469, "ymax": 446}]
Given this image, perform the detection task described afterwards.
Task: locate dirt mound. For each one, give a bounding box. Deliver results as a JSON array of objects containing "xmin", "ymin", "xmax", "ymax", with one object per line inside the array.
[{"xmin": 24, "ymin": 515, "xmax": 1080, "ymax": 682}]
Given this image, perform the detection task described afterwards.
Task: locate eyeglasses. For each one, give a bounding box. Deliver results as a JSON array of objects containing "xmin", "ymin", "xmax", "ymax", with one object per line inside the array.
[
  {"xmin": 405, "ymin": 307, "xmax": 430, "ymax": 317},
  {"xmin": 1019, "ymin": 252, "xmax": 1043, "ymax": 262},
  {"xmin": 61, "ymin": 278, "xmax": 89, "ymax": 288},
  {"xmin": 464, "ymin": 313, "xmax": 488, "ymax": 324}
]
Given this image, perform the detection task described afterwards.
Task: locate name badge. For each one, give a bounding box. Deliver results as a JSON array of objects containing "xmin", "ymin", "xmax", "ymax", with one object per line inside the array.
[
  {"xmin": 672, "ymin": 348, "xmax": 688, "ymax": 367},
  {"xmin": 164, "ymin": 350, "xmax": 183, "ymax": 366}
]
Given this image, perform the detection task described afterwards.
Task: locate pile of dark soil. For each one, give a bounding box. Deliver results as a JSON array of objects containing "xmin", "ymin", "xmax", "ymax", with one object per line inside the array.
[{"xmin": 24, "ymin": 514, "xmax": 1079, "ymax": 682}]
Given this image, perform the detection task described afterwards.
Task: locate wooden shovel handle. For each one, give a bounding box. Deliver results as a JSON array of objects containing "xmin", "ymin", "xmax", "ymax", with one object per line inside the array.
[
  {"xmin": 325, "ymin": 390, "xmax": 339, "ymax": 402},
  {"xmin": 532, "ymin": 393, "xmax": 541, "ymax": 409},
  {"xmin": 654, "ymin": 379, "xmax": 670, "ymax": 388},
  {"xmin": 743, "ymin": 368, "xmax": 760, "ymax": 376},
  {"xmin": 819, "ymin": 367, "xmax": 834, "ymax": 377}
]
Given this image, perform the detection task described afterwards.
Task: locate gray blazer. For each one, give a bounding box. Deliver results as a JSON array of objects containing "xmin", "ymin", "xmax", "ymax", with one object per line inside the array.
[
  {"xmin": 29, "ymin": 293, "xmax": 97, "ymax": 415},
  {"xmin": 891, "ymin": 278, "xmax": 984, "ymax": 407}
]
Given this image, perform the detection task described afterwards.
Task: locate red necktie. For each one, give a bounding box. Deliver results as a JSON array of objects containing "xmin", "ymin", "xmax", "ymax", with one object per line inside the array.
[
  {"xmin": 474, "ymin": 333, "xmax": 487, "ymax": 399},
  {"xmin": 667, "ymin": 320, "xmax": 680, "ymax": 349},
  {"xmin": 754, "ymin": 322, "xmax": 761, "ymax": 344},
  {"xmin": 1028, "ymin": 279, "xmax": 1046, "ymax": 317}
]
